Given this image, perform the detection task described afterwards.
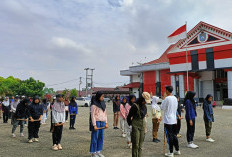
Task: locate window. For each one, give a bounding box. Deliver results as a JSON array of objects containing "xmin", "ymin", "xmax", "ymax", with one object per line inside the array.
[
  {"xmin": 191, "ymin": 50, "xmax": 199, "ymax": 71},
  {"xmin": 206, "ymin": 48, "xmax": 215, "ymax": 70}
]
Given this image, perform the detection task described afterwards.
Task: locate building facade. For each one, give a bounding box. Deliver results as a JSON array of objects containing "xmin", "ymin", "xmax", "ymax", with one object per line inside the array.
[{"xmin": 121, "ymin": 21, "xmax": 232, "ymax": 103}]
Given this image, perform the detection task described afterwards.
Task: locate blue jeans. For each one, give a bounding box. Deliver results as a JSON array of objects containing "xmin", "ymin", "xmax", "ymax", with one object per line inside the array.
[{"xmin": 89, "ymin": 121, "xmax": 105, "ymax": 153}]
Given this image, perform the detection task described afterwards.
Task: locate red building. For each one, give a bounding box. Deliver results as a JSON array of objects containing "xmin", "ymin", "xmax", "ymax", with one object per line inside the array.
[{"xmin": 121, "ymin": 21, "xmax": 232, "ymax": 103}]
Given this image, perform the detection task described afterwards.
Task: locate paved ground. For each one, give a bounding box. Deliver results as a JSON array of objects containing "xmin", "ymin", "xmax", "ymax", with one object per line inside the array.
[{"xmin": 0, "ymin": 104, "xmax": 232, "ymax": 157}]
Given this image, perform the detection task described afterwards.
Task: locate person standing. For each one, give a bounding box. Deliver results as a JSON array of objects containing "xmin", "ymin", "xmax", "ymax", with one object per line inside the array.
[
  {"xmin": 89, "ymin": 91, "xmax": 108, "ymax": 157},
  {"xmin": 203, "ymin": 94, "xmax": 215, "ymax": 142},
  {"xmin": 64, "ymin": 97, "xmax": 69, "ymax": 122},
  {"xmin": 161, "ymin": 86, "xmax": 180, "ymax": 157},
  {"xmin": 50, "ymin": 97, "xmax": 56, "ymax": 132},
  {"xmin": 175, "ymin": 95, "xmax": 183, "ymax": 138},
  {"xmin": 113, "ymin": 95, "xmax": 120, "ymax": 129},
  {"xmin": 10, "ymin": 96, "xmax": 20, "ymax": 126},
  {"xmin": 127, "ymin": 92, "xmax": 150, "ymax": 157},
  {"xmin": 41, "ymin": 99, "xmax": 48, "ymax": 124},
  {"xmin": 69, "ymin": 96, "xmax": 78, "ymax": 130},
  {"xmin": 27, "ymin": 96, "xmax": 43, "ymax": 143},
  {"xmin": 151, "ymin": 96, "xmax": 162, "ymax": 143},
  {"xmin": 52, "ymin": 94, "xmax": 66, "ymax": 151},
  {"xmin": 184, "ymin": 91, "xmax": 199, "ymax": 149},
  {"xmin": 12, "ymin": 98, "xmax": 30, "ymax": 138},
  {"xmin": 2, "ymin": 97, "xmax": 10, "ymax": 123}
]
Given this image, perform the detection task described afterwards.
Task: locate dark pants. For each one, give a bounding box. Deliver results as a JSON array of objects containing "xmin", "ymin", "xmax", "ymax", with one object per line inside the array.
[
  {"xmin": 65, "ymin": 111, "xmax": 68, "ymax": 121},
  {"xmin": 186, "ymin": 119, "xmax": 195, "ymax": 143},
  {"xmin": 50, "ymin": 111, "xmax": 53, "ymax": 132},
  {"xmin": 52, "ymin": 125, "xmax": 63, "ymax": 145},
  {"xmin": 204, "ymin": 116, "xmax": 212, "ymax": 136},
  {"xmin": 28, "ymin": 121, "xmax": 41, "ymax": 139},
  {"xmin": 176, "ymin": 119, "xmax": 181, "ymax": 134},
  {"xmin": 3, "ymin": 106, "xmax": 9, "ymax": 123},
  {"xmin": 164, "ymin": 124, "xmax": 179, "ymax": 153},
  {"xmin": 70, "ymin": 115, "xmax": 76, "ymax": 128}
]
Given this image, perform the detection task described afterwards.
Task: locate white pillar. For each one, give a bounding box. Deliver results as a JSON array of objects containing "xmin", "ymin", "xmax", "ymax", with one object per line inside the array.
[
  {"xmin": 171, "ymin": 75, "xmax": 176, "ymax": 95},
  {"xmin": 194, "ymin": 79, "xmax": 199, "ymax": 98},
  {"xmin": 179, "ymin": 75, "xmax": 185, "ymax": 98},
  {"xmin": 228, "ymin": 71, "xmax": 232, "ymax": 98}
]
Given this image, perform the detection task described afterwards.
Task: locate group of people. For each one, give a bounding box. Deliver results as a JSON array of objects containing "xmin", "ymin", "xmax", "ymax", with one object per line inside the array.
[{"xmin": 0, "ymin": 86, "xmax": 216, "ymax": 157}]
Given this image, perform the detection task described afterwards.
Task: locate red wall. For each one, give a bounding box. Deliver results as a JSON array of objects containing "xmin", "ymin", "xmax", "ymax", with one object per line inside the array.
[
  {"xmin": 160, "ymin": 69, "xmax": 171, "ymax": 97},
  {"xmin": 143, "ymin": 71, "xmax": 156, "ymax": 95},
  {"xmin": 184, "ymin": 75, "xmax": 194, "ymax": 92}
]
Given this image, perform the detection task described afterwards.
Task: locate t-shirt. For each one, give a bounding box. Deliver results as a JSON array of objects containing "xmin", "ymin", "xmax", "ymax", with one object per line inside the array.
[{"xmin": 161, "ymin": 95, "xmax": 178, "ymax": 125}]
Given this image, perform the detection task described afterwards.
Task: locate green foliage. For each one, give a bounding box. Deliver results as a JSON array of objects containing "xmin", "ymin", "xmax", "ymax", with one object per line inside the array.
[
  {"xmin": 69, "ymin": 88, "xmax": 78, "ymax": 98},
  {"xmin": 43, "ymin": 87, "xmax": 56, "ymax": 95},
  {"xmin": 62, "ymin": 88, "xmax": 69, "ymax": 98},
  {"xmin": 0, "ymin": 76, "xmax": 45, "ymax": 97}
]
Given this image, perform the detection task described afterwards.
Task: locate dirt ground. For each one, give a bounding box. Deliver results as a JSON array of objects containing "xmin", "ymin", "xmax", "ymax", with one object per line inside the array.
[{"xmin": 0, "ymin": 104, "xmax": 232, "ymax": 157}]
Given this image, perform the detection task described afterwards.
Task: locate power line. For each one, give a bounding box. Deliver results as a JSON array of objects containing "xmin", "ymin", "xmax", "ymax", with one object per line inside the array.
[{"xmin": 46, "ymin": 78, "xmax": 79, "ymax": 87}]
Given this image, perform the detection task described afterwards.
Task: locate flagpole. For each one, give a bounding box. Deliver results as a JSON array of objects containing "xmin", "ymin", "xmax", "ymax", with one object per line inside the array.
[{"xmin": 185, "ymin": 21, "xmax": 189, "ymax": 91}]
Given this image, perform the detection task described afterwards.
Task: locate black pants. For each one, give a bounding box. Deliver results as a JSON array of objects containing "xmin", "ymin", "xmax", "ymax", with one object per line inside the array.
[
  {"xmin": 176, "ymin": 119, "xmax": 181, "ymax": 134},
  {"xmin": 70, "ymin": 115, "xmax": 76, "ymax": 128},
  {"xmin": 186, "ymin": 119, "xmax": 195, "ymax": 143},
  {"xmin": 52, "ymin": 125, "xmax": 63, "ymax": 145},
  {"xmin": 50, "ymin": 111, "xmax": 53, "ymax": 132},
  {"xmin": 28, "ymin": 121, "xmax": 41, "ymax": 139},
  {"xmin": 3, "ymin": 106, "xmax": 9, "ymax": 123},
  {"xmin": 65, "ymin": 111, "xmax": 68, "ymax": 121},
  {"xmin": 164, "ymin": 124, "xmax": 179, "ymax": 153}
]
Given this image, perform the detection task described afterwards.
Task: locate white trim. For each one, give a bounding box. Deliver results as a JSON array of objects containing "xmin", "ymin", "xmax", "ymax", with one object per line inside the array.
[
  {"xmin": 199, "ymin": 61, "xmax": 207, "ymax": 70},
  {"xmin": 120, "ymin": 70, "xmax": 138, "ymax": 76},
  {"xmin": 129, "ymin": 62, "xmax": 169, "ymax": 72},
  {"xmin": 179, "ymin": 75, "xmax": 185, "ymax": 98},
  {"xmin": 215, "ymin": 58, "xmax": 232, "ymax": 69},
  {"xmin": 170, "ymin": 63, "xmax": 192, "ymax": 72},
  {"xmin": 228, "ymin": 71, "xmax": 232, "ymax": 99},
  {"xmin": 171, "ymin": 75, "xmax": 176, "ymax": 95}
]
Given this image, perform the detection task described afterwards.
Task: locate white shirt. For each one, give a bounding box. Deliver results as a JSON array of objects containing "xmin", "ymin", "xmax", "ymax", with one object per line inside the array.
[
  {"xmin": 161, "ymin": 95, "xmax": 178, "ymax": 125},
  {"xmin": 52, "ymin": 109, "xmax": 65, "ymax": 124}
]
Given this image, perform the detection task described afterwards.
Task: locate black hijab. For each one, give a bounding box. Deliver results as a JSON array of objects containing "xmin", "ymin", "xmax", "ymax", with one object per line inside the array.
[
  {"xmin": 205, "ymin": 94, "xmax": 213, "ymax": 103},
  {"xmin": 69, "ymin": 96, "xmax": 77, "ymax": 107},
  {"xmin": 32, "ymin": 96, "xmax": 40, "ymax": 105},
  {"xmin": 184, "ymin": 91, "xmax": 196, "ymax": 110},
  {"xmin": 91, "ymin": 91, "xmax": 106, "ymax": 112},
  {"xmin": 128, "ymin": 95, "xmax": 136, "ymax": 106},
  {"xmin": 135, "ymin": 96, "xmax": 147, "ymax": 118}
]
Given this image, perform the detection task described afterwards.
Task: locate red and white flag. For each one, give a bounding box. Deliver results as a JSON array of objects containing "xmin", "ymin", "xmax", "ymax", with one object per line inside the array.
[{"xmin": 168, "ymin": 24, "xmax": 187, "ymax": 43}]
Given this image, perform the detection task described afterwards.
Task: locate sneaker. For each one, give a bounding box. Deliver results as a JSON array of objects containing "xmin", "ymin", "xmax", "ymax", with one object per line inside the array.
[
  {"xmin": 66, "ymin": 120, "xmax": 68, "ymax": 122},
  {"xmin": 33, "ymin": 138, "xmax": 39, "ymax": 142},
  {"xmin": 206, "ymin": 138, "xmax": 215, "ymax": 142},
  {"xmin": 91, "ymin": 154, "xmax": 98, "ymax": 157},
  {"xmin": 20, "ymin": 133, "xmax": 24, "ymax": 137},
  {"xmin": 69, "ymin": 127, "xmax": 72, "ymax": 130},
  {"xmin": 12, "ymin": 133, "xmax": 16, "ymax": 138},
  {"xmin": 187, "ymin": 143, "xmax": 198, "ymax": 149},
  {"xmin": 165, "ymin": 152, "xmax": 174, "ymax": 157},
  {"xmin": 128, "ymin": 143, "xmax": 132, "ymax": 149},
  {"xmin": 58, "ymin": 144, "xmax": 62, "ymax": 150},
  {"xmin": 116, "ymin": 127, "xmax": 119, "ymax": 129},
  {"xmin": 152, "ymin": 138, "xmax": 160, "ymax": 143},
  {"xmin": 177, "ymin": 134, "xmax": 182, "ymax": 138},
  {"xmin": 52, "ymin": 145, "xmax": 59, "ymax": 151},
  {"xmin": 192, "ymin": 143, "xmax": 199, "ymax": 148},
  {"xmin": 122, "ymin": 133, "xmax": 126, "ymax": 138},
  {"xmin": 174, "ymin": 150, "xmax": 181, "ymax": 155},
  {"xmin": 28, "ymin": 139, "xmax": 33, "ymax": 143},
  {"xmin": 97, "ymin": 153, "xmax": 105, "ymax": 157}
]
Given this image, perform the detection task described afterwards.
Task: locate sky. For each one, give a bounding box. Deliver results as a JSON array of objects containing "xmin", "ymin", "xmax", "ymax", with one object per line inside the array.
[{"xmin": 0, "ymin": 0, "xmax": 232, "ymax": 90}]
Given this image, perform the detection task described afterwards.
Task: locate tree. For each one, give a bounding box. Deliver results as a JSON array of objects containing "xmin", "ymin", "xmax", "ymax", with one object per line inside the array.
[
  {"xmin": 43, "ymin": 87, "xmax": 56, "ymax": 95},
  {"xmin": 69, "ymin": 88, "xmax": 78, "ymax": 98}
]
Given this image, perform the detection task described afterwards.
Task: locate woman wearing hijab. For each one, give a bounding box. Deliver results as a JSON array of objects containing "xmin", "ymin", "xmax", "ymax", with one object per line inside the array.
[
  {"xmin": 151, "ymin": 96, "xmax": 162, "ymax": 143},
  {"xmin": 127, "ymin": 92, "xmax": 150, "ymax": 157},
  {"xmin": 41, "ymin": 99, "xmax": 48, "ymax": 124},
  {"xmin": 184, "ymin": 91, "xmax": 198, "ymax": 149},
  {"xmin": 12, "ymin": 98, "xmax": 30, "ymax": 138},
  {"xmin": 28, "ymin": 96, "xmax": 43, "ymax": 143},
  {"xmin": 52, "ymin": 94, "xmax": 66, "ymax": 151},
  {"xmin": 50, "ymin": 97, "xmax": 56, "ymax": 132},
  {"xmin": 89, "ymin": 91, "xmax": 108, "ymax": 157},
  {"xmin": 120, "ymin": 97, "xmax": 132, "ymax": 148},
  {"xmin": 69, "ymin": 96, "xmax": 78, "ymax": 130},
  {"xmin": 2, "ymin": 97, "xmax": 10, "ymax": 123},
  {"xmin": 128, "ymin": 95, "xmax": 136, "ymax": 106},
  {"xmin": 64, "ymin": 97, "xmax": 70, "ymax": 122},
  {"xmin": 203, "ymin": 94, "xmax": 215, "ymax": 142},
  {"xmin": 113, "ymin": 95, "xmax": 120, "ymax": 129}
]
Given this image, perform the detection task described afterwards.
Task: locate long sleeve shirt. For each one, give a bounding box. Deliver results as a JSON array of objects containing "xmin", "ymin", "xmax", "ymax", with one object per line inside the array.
[
  {"xmin": 203, "ymin": 101, "xmax": 214, "ymax": 122},
  {"xmin": 127, "ymin": 104, "xmax": 147, "ymax": 126},
  {"xmin": 120, "ymin": 103, "xmax": 131, "ymax": 119},
  {"xmin": 69, "ymin": 105, "xmax": 78, "ymax": 114},
  {"xmin": 91, "ymin": 105, "xmax": 107, "ymax": 126},
  {"xmin": 161, "ymin": 96, "xmax": 178, "ymax": 125},
  {"xmin": 52, "ymin": 109, "xmax": 65, "ymax": 123},
  {"xmin": 28, "ymin": 103, "xmax": 43, "ymax": 119},
  {"xmin": 185, "ymin": 100, "xmax": 196, "ymax": 120}
]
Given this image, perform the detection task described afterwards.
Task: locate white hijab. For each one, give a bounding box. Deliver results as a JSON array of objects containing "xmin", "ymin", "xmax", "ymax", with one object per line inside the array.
[{"xmin": 151, "ymin": 96, "xmax": 160, "ymax": 111}]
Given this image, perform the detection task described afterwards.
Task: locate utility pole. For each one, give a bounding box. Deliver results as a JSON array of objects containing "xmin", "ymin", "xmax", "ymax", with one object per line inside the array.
[
  {"xmin": 84, "ymin": 68, "xmax": 89, "ymax": 97},
  {"xmin": 89, "ymin": 68, "xmax": 95, "ymax": 96},
  {"xmin": 79, "ymin": 77, "xmax": 82, "ymax": 97}
]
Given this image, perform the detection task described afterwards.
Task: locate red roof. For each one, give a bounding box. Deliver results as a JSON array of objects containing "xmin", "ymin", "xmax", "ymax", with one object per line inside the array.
[
  {"xmin": 122, "ymin": 82, "xmax": 140, "ymax": 88},
  {"xmin": 143, "ymin": 44, "xmax": 174, "ymax": 65}
]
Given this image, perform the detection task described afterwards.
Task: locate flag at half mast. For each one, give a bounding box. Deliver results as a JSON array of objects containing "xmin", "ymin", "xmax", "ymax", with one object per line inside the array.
[{"xmin": 168, "ymin": 24, "xmax": 187, "ymax": 43}]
